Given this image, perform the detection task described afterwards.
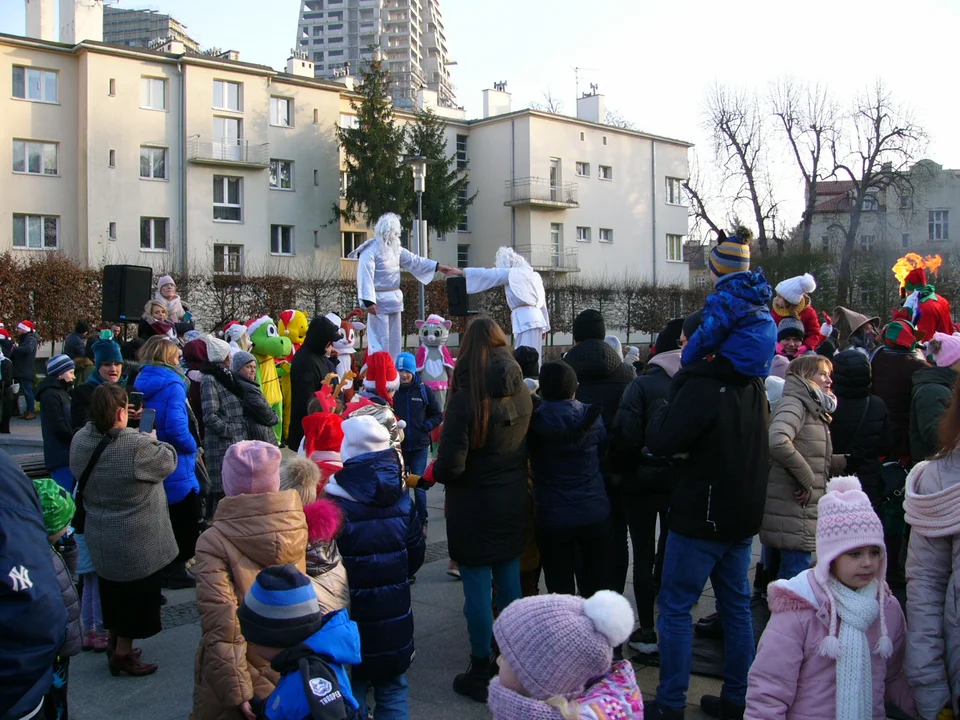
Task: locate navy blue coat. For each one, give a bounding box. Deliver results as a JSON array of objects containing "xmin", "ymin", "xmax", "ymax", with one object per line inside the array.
[
  {"xmin": 36, "ymin": 376, "xmax": 73, "ymax": 473},
  {"xmin": 326, "ymin": 449, "xmax": 424, "ymax": 681},
  {"xmin": 394, "ymin": 378, "xmax": 443, "ymax": 452},
  {"xmin": 528, "ymin": 399, "xmax": 610, "ymax": 529}
]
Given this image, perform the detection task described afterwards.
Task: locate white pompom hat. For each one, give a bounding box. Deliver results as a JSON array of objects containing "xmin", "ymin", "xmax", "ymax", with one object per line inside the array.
[{"xmin": 775, "ymin": 273, "xmax": 817, "ymax": 305}]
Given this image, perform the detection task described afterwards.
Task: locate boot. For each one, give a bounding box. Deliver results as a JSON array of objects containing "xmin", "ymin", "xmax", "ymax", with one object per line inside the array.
[
  {"xmin": 694, "ymin": 612, "xmax": 723, "ymax": 639},
  {"xmin": 453, "ymin": 655, "xmax": 492, "ymax": 703},
  {"xmin": 165, "ymin": 561, "xmax": 196, "ymax": 589},
  {"xmin": 106, "ymin": 631, "xmax": 142, "ymax": 661},
  {"xmin": 108, "ymin": 652, "xmax": 158, "ymax": 677},
  {"xmin": 700, "ymin": 695, "xmax": 745, "ymax": 719}
]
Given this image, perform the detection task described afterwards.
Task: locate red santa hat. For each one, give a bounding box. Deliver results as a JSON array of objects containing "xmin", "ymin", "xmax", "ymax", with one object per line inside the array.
[
  {"xmin": 0, "ymin": 328, "xmax": 10, "ymax": 340},
  {"xmin": 362, "ymin": 351, "xmax": 400, "ymax": 404},
  {"xmin": 246, "ymin": 315, "xmax": 273, "ymax": 336},
  {"xmin": 278, "ymin": 309, "xmax": 296, "ymax": 327},
  {"xmin": 905, "ymin": 268, "xmax": 928, "ymax": 291},
  {"xmin": 302, "ymin": 412, "xmax": 345, "ymax": 460},
  {"xmin": 17, "ymin": 320, "xmax": 34, "ymax": 334}
]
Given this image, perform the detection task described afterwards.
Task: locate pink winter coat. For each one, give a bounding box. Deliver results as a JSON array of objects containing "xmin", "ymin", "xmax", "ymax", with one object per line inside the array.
[{"xmin": 746, "ymin": 569, "xmax": 916, "ymax": 719}]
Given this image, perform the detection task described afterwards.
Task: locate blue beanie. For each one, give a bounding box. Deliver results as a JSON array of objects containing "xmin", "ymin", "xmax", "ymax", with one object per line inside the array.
[
  {"xmin": 46, "ymin": 354, "xmax": 74, "ymax": 378},
  {"xmin": 93, "ymin": 339, "xmax": 123, "ymax": 368},
  {"xmin": 395, "ymin": 352, "xmax": 417, "ymax": 375},
  {"xmin": 238, "ymin": 564, "xmax": 324, "ymax": 648}
]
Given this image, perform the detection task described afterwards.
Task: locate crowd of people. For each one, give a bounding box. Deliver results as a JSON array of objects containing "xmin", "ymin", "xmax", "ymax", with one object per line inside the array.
[{"xmin": 2, "ymin": 244, "xmax": 960, "ymax": 720}]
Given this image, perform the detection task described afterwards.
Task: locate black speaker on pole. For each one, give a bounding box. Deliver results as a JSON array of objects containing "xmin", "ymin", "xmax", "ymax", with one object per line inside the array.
[
  {"xmin": 102, "ymin": 265, "xmax": 153, "ymax": 322},
  {"xmin": 446, "ymin": 276, "xmax": 479, "ymax": 316}
]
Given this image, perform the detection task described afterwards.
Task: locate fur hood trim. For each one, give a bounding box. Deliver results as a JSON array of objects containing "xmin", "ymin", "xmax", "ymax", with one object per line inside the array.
[
  {"xmin": 303, "ymin": 498, "xmax": 344, "ymax": 544},
  {"xmin": 767, "ymin": 569, "xmax": 821, "ymax": 614}
]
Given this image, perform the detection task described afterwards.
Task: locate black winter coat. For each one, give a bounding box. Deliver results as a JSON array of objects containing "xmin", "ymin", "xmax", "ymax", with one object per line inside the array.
[
  {"xmin": 646, "ymin": 356, "xmax": 769, "ymax": 541},
  {"xmin": 63, "ymin": 332, "xmax": 86, "ymax": 360},
  {"xmin": 287, "ymin": 320, "xmax": 340, "ymax": 452},
  {"xmin": 11, "ymin": 332, "xmax": 37, "ymax": 380},
  {"xmin": 871, "ymin": 346, "xmax": 928, "ymax": 461},
  {"xmin": 910, "ymin": 365, "xmax": 958, "ymax": 462},
  {"xmin": 433, "ymin": 346, "xmax": 533, "ymax": 566},
  {"xmin": 37, "ymin": 376, "xmax": 73, "ymax": 472},
  {"xmin": 563, "ymin": 339, "xmax": 636, "ymax": 430}
]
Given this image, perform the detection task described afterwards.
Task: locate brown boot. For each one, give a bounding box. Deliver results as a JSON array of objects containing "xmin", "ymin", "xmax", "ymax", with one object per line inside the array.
[
  {"xmin": 21, "ymin": 412, "xmax": 36, "ymax": 420},
  {"xmin": 109, "ymin": 652, "xmax": 157, "ymax": 677}
]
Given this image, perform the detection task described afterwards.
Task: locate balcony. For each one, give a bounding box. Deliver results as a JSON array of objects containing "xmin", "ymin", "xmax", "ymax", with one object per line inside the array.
[
  {"xmin": 515, "ymin": 244, "xmax": 580, "ymax": 273},
  {"xmin": 187, "ymin": 136, "xmax": 269, "ymax": 169},
  {"xmin": 504, "ymin": 177, "xmax": 579, "ymax": 209}
]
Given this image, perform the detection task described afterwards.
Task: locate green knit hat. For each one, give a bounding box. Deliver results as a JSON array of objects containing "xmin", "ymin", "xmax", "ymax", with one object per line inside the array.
[{"xmin": 32, "ymin": 478, "xmax": 75, "ymax": 536}]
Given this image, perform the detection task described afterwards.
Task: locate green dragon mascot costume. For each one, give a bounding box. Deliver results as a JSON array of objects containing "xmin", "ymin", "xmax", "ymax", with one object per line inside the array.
[{"xmin": 246, "ymin": 315, "xmax": 292, "ymax": 443}]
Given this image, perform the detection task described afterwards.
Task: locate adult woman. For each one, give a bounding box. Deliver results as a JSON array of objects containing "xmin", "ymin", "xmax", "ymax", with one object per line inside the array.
[
  {"xmin": 137, "ymin": 299, "xmax": 177, "ymax": 346},
  {"xmin": 762, "ymin": 355, "xmax": 849, "ymax": 579},
  {"xmin": 72, "ymin": 336, "xmax": 128, "ymax": 430},
  {"xmin": 199, "ymin": 335, "xmax": 244, "ymax": 516},
  {"xmin": 69, "ymin": 383, "xmax": 177, "ymax": 676},
  {"xmin": 135, "ymin": 336, "xmax": 200, "ymax": 588},
  {"xmin": 433, "ymin": 316, "xmax": 533, "ymax": 703}
]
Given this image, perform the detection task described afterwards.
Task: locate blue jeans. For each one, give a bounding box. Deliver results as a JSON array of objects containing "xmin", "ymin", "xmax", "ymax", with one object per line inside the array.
[
  {"xmin": 656, "ymin": 532, "xmax": 755, "ymax": 709},
  {"xmin": 778, "ymin": 549, "xmax": 812, "ymax": 580},
  {"xmin": 352, "ymin": 673, "xmax": 409, "ymax": 720},
  {"xmin": 403, "ymin": 446, "xmax": 429, "ymax": 525},
  {"xmin": 20, "ymin": 378, "xmax": 34, "ymax": 413},
  {"xmin": 460, "ymin": 557, "xmax": 522, "ymax": 658}
]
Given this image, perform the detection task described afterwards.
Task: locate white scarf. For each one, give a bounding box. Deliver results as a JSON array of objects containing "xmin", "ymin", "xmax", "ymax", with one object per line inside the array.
[
  {"xmin": 158, "ymin": 291, "xmax": 186, "ymax": 323},
  {"xmin": 827, "ymin": 577, "xmax": 879, "ymax": 720}
]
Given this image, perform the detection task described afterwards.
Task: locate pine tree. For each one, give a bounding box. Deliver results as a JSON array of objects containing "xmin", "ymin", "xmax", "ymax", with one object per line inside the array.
[{"xmin": 406, "ymin": 108, "xmax": 476, "ymax": 234}]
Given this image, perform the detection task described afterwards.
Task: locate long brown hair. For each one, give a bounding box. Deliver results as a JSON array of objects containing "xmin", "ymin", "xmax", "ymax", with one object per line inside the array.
[
  {"xmin": 91, "ymin": 383, "xmax": 127, "ymax": 433},
  {"xmin": 936, "ymin": 380, "xmax": 960, "ymax": 459},
  {"xmin": 454, "ymin": 316, "xmax": 508, "ymax": 448}
]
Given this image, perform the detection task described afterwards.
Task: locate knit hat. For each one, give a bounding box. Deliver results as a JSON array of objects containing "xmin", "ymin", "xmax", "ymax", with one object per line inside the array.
[
  {"xmin": 395, "ymin": 352, "xmax": 417, "ymax": 375},
  {"xmin": 814, "ymin": 476, "xmax": 891, "ymax": 660},
  {"xmin": 182, "ymin": 338, "xmax": 209, "ymax": 372},
  {"xmin": 303, "ymin": 412, "xmax": 345, "ymax": 459},
  {"xmin": 654, "ymin": 318, "xmax": 684, "ymax": 356},
  {"xmin": 362, "ymin": 351, "xmax": 400, "ymax": 403},
  {"xmin": 572, "ymin": 309, "xmax": 605, "ymax": 342},
  {"xmin": 682, "ymin": 310, "xmax": 703, "ymax": 341},
  {"xmin": 538, "ymin": 360, "xmax": 578, "ymax": 402},
  {"xmin": 203, "ymin": 336, "xmax": 231, "ymax": 364},
  {"xmin": 775, "ymin": 273, "xmax": 817, "ymax": 306},
  {"xmin": 883, "ymin": 311, "xmax": 920, "ymax": 350},
  {"xmin": 157, "ymin": 274, "xmax": 175, "ymax": 293},
  {"xmin": 32, "ymin": 477, "xmax": 75, "ymax": 536},
  {"xmin": 93, "ymin": 338, "xmax": 123, "ymax": 367},
  {"xmin": 513, "ymin": 346, "xmax": 540, "ymax": 379},
  {"xmin": 231, "ymin": 351, "xmax": 257, "ymax": 374},
  {"xmin": 238, "ymin": 564, "xmax": 324, "ymax": 648},
  {"xmin": 493, "ymin": 590, "xmax": 635, "ymax": 700},
  {"xmin": 777, "ymin": 317, "xmax": 805, "ymax": 342},
  {"xmin": 905, "ymin": 267, "xmax": 928, "ymax": 292},
  {"xmin": 709, "ymin": 227, "xmax": 752, "ymax": 277},
  {"xmin": 46, "ymin": 354, "xmax": 75, "ymax": 378},
  {"xmin": 222, "ymin": 440, "xmax": 282, "ymax": 497},
  {"xmin": 340, "ymin": 415, "xmax": 391, "ymax": 463},
  {"xmin": 927, "ymin": 332, "xmax": 960, "ymax": 368},
  {"xmin": 17, "ymin": 320, "xmax": 34, "ymax": 334}
]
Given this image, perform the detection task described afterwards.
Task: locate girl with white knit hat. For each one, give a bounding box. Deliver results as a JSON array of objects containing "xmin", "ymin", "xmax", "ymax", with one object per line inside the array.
[
  {"xmin": 746, "ymin": 476, "xmax": 916, "ymax": 719},
  {"xmin": 771, "ymin": 273, "xmax": 825, "ymax": 352}
]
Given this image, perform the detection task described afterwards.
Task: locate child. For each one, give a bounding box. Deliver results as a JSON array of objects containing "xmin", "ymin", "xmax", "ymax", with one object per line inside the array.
[
  {"xmin": 771, "ymin": 273, "xmax": 824, "ymax": 351},
  {"xmin": 681, "ymin": 226, "xmax": 777, "ymax": 378},
  {"xmin": 357, "ymin": 351, "xmax": 400, "ymax": 406},
  {"xmin": 33, "ymin": 478, "xmax": 81, "ymax": 720},
  {"xmin": 746, "ymin": 476, "xmax": 917, "ymax": 720},
  {"xmin": 487, "ymin": 589, "xmax": 642, "ymax": 719},
  {"xmin": 232, "ymin": 351, "xmax": 281, "ymax": 445},
  {"xmin": 237, "ymin": 564, "xmax": 362, "ymax": 720},
  {"xmin": 324, "ymin": 415, "xmax": 425, "ymax": 718},
  {"xmin": 37, "ymin": 354, "xmax": 76, "ymax": 491},
  {"xmin": 513, "ymin": 346, "xmax": 541, "ymax": 398}
]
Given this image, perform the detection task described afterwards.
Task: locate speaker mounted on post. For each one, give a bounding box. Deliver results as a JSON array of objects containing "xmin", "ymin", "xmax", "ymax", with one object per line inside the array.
[
  {"xmin": 446, "ymin": 276, "xmax": 479, "ymax": 317},
  {"xmin": 102, "ymin": 265, "xmax": 153, "ymax": 322}
]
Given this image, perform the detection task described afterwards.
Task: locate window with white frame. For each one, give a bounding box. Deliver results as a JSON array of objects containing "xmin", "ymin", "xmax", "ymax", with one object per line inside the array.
[
  {"xmin": 341, "ymin": 231, "xmax": 366, "ymax": 258},
  {"xmin": 861, "ymin": 195, "xmax": 878, "ymax": 211},
  {"xmin": 859, "ymin": 234, "xmax": 875, "ymax": 251},
  {"xmin": 214, "ymin": 244, "xmax": 244, "ymax": 274},
  {"xmin": 576, "ymin": 226, "xmax": 591, "ymax": 242},
  {"xmin": 269, "ymin": 159, "xmax": 293, "ymax": 190},
  {"xmin": 599, "ymin": 228, "xmax": 613, "ymax": 243},
  {"xmin": 108, "ymin": 222, "xmax": 117, "ymax": 240},
  {"xmin": 458, "ymin": 185, "xmax": 469, "ymax": 231},
  {"xmin": 270, "ymin": 225, "xmax": 294, "ymax": 255},
  {"xmin": 457, "ymin": 244, "xmax": 469, "ymax": 269},
  {"xmin": 456, "ymin": 135, "xmax": 467, "ymax": 169},
  {"xmin": 12, "ymin": 214, "xmax": 58, "ymax": 249},
  {"xmin": 270, "ymin": 96, "xmax": 293, "ymax": 127},
  {"xmin": 12, "ymin": 140, "xmax": 57, "ymax": 176},
  {"xmin": 929, "ymin": 210, "xmax": 949, "ymax": 241},
  {"xmin": 666, "ymin": 233, "xmax": 683, "ymax": 261},
  {"xmin": 108, "ymin": 78, "xmax": 116, "ymax": 96},
  {"xmin": 665, "ymin": 177, "xmax": 684, "ymax": 205},
  {"xmin": 575, "ymin": 162, "xmax": 590, "ymax": 177},
  {"xmin": 13, "ymin": 66, "xmax": 58, "ymax": 103},
  {"xmin": 140, "ymin": 217, "xmax": 168, "ymax": 250},
  {"xmin": 213, "ymin": 80, "xmax": 242, "ymax": 111},
  {"xmin": 900, "ymin": 194, "xmax": 913, "ymax": 210},
  {"xmin": 599, "ymin": 165, "xmax": 613, "ymax": 180},
  {"xmin": 213, "ymin": 176, "xmax": 242, "ymax": 221},
  {"xmin": 139, "ymin": 146, "xmax": 167, "ymax": 180},
  {"xmin": 140, "ymin": 76, "xmax": 166, "ymax": 110},
  {"xmin": 340, "ymin": 171, "xmax": 350, "ymax": 197},
  {"xmin": 695, "ymin": 276, "xmax": 708, "ymax": 288}
]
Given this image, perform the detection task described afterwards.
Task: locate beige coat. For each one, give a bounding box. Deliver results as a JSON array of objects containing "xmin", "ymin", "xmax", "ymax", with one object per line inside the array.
[{"xmin": 761, "ymin": 375, "xmax": 846, "ymax": 552}]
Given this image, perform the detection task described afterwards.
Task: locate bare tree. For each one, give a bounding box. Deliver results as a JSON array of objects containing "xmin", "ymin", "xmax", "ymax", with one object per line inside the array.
[
  {"xmin": 604, "ymin": 108, "xmax": 636, "ymax": 130},
  {"xmin": 683, "ymin": 150, "xmax": 724, "ymax": 243},
  {"xmin": 530, "ymin": 90, "xmax": 565, "ymax": 114}
]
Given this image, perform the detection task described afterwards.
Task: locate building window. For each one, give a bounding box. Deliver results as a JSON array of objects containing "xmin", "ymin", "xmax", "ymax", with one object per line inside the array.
[
  {"xmin": 458, "ymin": 185, "xmax": 469, "ymax": 231},
  {"xmin": 861, "ymin": 195, "xmax": 878, "ymax": 211},
  {"xmin": 313, "ymin": 169, "xmax": 319, "ymax": 186},
  {"xmin": 550, "ymin": 223, "xmax": 563, "ymax": 258},
  {"xmin": 575, "ymin": 162, "xmax": 590, "ymax": 177},
  {"xmin": 576, "ymin": 226, "xmax": 591, "ymax": 242},
  {"xmin": 580, "ymin": 131, "xmax": 585, "ymax": 141},
  {"xmin": 666, "ymin": 233, "xmax": 684, "ymax": 261},
  {"xmin": 108, "ymin": 222, "xmax": 117, "ymax": 240},
  {"xmin": 598, "ymin": 228, "xmax": 613, "ymax": 243},
  {"xmin": 214, "ymin": 244, "xmax": 244, "ymax": 274},
  {"xmin": 340, "ymin": 171, "xmax": 350, "ymax": 198},
  {"xmin": 900, "ymin": 194, "xmax": 913, "ymax": 210},
  {"xmin": 929, "ymin": 210, "xmax": 949, "ymax": 241},
  {"xmin": 12, "ymin": 140, "xmax": 58, "ymax": 176},
  {"xmin": 213, "ymin": 176, "xmax": 242, "ymax": 221},
  {"xmin": 457, "ymin": 244, "xmax": 469, "ymax": 269},
  {"xmin": 602, "ymin": 136, "xmax": 607, "ymax": 146},
  {"xmin": 270, "ymin": 225, "xmax": 294, "ymax": 255},
  {"xmin": 139, "ymin": 146, "xmax": 167, "ymax": 180},
  {"xmin": 139, "ymin": 217, "xmax": 168, "ymax": 250},
  {"xmin": 12, "ymin": 214, "xmax": 58, "ymax": 249},
  {"xmin": 140, "ymin": 76, "xmax": 166, "ymax": 110},
  {"xmin": 456, "ymin": 134, "xmax": 468, "ymax": 169},
  {"xmin": 108, "ymin": 78, "xmax": 116, "ymax": 96},
  {"xmin": 902, "ymin": 233, "xmax": 910, "ymax": 249},
  {"xmin": 213, "ymin": 80, "xmax": 242, "ymax": 111},
  {"xmin": 270, "ymin": 96, "xmax": 293, "ymax": 127},
  {"xmin": 665, "ymin": 177, "xmax": 684, "ymax": 205},
  {"xmin": 12, "ymin": 66, "xmax": 58, "ymax": 103},
  {"xmin": 341, "ymin": 231, "xmax": 366, "ymax": 258},
  {"xmin": 109, "ymin": 149, "xmax": 116, "ymax": 167},
  {"xmin": 821, "ymin": 235, "xmax": 830, "ymax": 251},
  {"xmin": 313, "ymin": 108, "xmax": 319, "ymax": 124},
  {"xmin": 695, "ymin": 276, "xmax": 708, "ymax": 288},
  {"xmin": 599, "ymin": 165, "xmax": 613, "ymax": 181},
  {"xmin": 859, "ymin": 234, "xmax": 875, "ymax": 251},
  {"xmin": 269, "ymin": 159, "xmax": 293, "ymax": 190}
]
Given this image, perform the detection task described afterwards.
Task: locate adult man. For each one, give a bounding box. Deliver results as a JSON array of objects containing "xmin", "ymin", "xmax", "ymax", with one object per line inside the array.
[
  {"xmin": 63, "ymin": 321, "xmax": 88, "ymax": 360},
  {"xmin": 645, "ymin": 313, "xmax": 770, "ymax": 720},
  {"xmin": 351, "ymin": 212, "xmax": 460, "ymax": 358},
  {"xmin": 11, "ymin": 320, "xmax": 38, "ymax": 420},
  {"xmin": 464, "ymin": 247, "xmax": 551, "ymax": 360}
]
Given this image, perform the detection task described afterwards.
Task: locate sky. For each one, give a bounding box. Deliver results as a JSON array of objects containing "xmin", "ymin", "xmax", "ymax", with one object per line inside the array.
[{"xmin": 3, "ymin": 0, "xmax": 959, "ymax": 230}]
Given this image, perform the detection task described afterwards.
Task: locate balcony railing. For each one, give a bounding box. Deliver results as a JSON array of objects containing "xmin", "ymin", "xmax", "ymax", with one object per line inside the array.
[
  {"xmin": 188, "ymin": 136, "xmax": 269, "ymax": 168},
  {"xmin": 515, "ymin": 244, "xmax": 580, "ymax": 272},
  {"xmin": 504, "ymin": 177, "xmax": 579, "ymax": 209}
]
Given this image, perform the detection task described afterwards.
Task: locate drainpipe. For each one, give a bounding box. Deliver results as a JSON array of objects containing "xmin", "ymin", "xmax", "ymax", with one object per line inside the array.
[
  {"xmin": 178, "ymin": 61, "xmax": 187, "ymax": 275},
  {"xmin": 510, "ymin": 119, "xmax": 516, "ymax": 249},
  {"xmin": 651, "ymin": 139, "xmax": 657, "ymax": 287}
]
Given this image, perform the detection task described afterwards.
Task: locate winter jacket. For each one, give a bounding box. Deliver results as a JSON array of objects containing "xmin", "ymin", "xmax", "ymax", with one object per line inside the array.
[
  {"xmin": 745, "ymin": 569, "xmax": 916, "ymax": 720},
  {"xmin": 647, "ymin": 355, "xmax": 769, "ymax": 541},
  {"xmin": 11, "ymin": 332, "xmax": 37, "ymax": 381},
  {"xmin": 325, "ymin": 448, "xmax": 425, "ymax": 681},
  {"xmin": 871, "ymin": 346, "xmax": 928, "ymax": 461},
  {"xmin": 200, "ymin": 367, "xmax": 245, "ymax": 496},
  {"xmin": 762, "ymin": 375, "xmax": 847, "ymax": 553},
  {"xmin": 911, "ymin": 366, "xmax": 958, "ymax": 463},
  {"xmin": 682, "ymin": 269, "xmax": 777, "ymax": 378},
  {"xmin": 36, "ymin": 375, "xmax": 74, "ymax": 473},
  {"xmin": 191, "ymin": 490, "xmax": 309, "ymax": 720},
  {"xmin": 51, "ymin": 546, "xmax": 80, "ymax": 658},
  {"xmin": 0, "ymin": 452, "xmax": 67, "ymax": 720},
  {"xmin": 395, "ymin": 377, "xmax": 443, "ymax": 452},
  {"xmin": 528, "ymin": 399, "xmax": 610, "ymax": 529},
  {"xmin": 135, "ymin": 363, "xmax": 199, "ymax": 504},
  {"xmin": 903, "ymin": 455, "xmax": 960, "ymax": 719},
  {"xmin": 235, "ymin": 374, "xmax": 280, "ymax": 445},
  {"xmin": 288, "ymin": 322, "xmax": 340, "ymax": 453},
  {"xmin": 69, "ymin": 426, "xmax": 179, "ymax": 582},
  {"xmin": 63, "ymin": 332, "xmax": 86, "ymax": 360},
  {"xmin": 434, "ymin": 346, "xmax": 533, "ymax": 566},
  {"xmin": 771, "ymin": 303, "xmax": 823, "ymax": 351},
  {"xmin": 303, "ymin": 498, "xmax": 349, "ymax": 615},
  {"xmin": 562, "ymin": 338, "xmax": 636, "ymax": 431}
]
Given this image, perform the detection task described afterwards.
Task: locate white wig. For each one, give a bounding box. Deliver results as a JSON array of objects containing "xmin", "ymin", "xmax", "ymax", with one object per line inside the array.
[
  {"xmin": 495, "ymin": 246, "xmax": 530, "ymax": 269},
  {"xmin": 375, "ymin": 213, "xmax": 403, "ymax": 249}
]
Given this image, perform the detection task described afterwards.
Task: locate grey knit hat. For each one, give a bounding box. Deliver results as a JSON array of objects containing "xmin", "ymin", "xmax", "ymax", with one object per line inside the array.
[
  {"xmin": 777, "ymin": 317, "xmax": 805, "ymax": 342},
  {"xmin": 231, "ymin": 351, "xmax": 257, "ymax": 374}
]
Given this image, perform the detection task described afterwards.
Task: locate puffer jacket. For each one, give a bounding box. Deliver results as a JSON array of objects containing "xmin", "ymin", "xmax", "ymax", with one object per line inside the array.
[
  {"xmin": 745, "ymin": 569, "xmax": 916, "ymax": 719},
  {"xmin": 325, "ymin": 448, "xmax": 425, "ymax": 682},
  {"xmin": 562, "ymin": 338, "xmax": 635, "ymax": 430},
  {"xmin": 191, "ymin": 490, "xmax": 308, "ymax": 720},
  {"xmin": 51, "ymin": 546, "xmax": 80, "ymax": 658},
  {"xmin": 762, "ymin": 375, "xmax": 846, "ymax": 552},
  {"xmin": 910, "ymin": 366, "xmax": 958, "ymax": 463},
  {"xmin": 36, "ymin": 375, "xmax": 73, "ymax": 473},
  {"xmin": 904, "ymin": 455, "xmax": 960, "ymax": 719},
  {"xmin": 871, "ymin": 346, "xmax": 928, "ymax": 461},
  {"xmin": 303, "ymin": 498, "xmax": 349, "ymax": 615}
]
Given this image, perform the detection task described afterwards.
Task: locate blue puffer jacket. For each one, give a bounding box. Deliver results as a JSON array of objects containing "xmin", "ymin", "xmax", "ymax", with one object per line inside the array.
[
  {"xmin": 395, "ymin": 377, "xmax": 443, "ymax": 452},
  {"xmin": 134, "ymin": 363, "xmax": 197, "ymax": 504},
  {"xmin": 528, "ymin": 399, "xmax": 611, "ymax": 529},
  {"xmin": 325, "ymin": 448, "xmax": 425, "ymax": 682},
  {"xmin": 681, "ymin": 268, "xmax": 776, "ymax": 378}
]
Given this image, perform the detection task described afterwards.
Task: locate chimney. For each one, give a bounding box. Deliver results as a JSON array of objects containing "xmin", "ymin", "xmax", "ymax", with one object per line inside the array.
[
  {"xmin": 576, "ymin": 92, "xmax": 605, "ymax": 124},
  {"xmin": 59, "ymin": 0, "xmax": 104, "ymax": 44},
  {"xmin": 332, "ymin": 75, "xmax": 357, "ymax": 91},
  {"xmin": 482, "ymin": 83, "xmax": 511, "ymax": 118},
  {"xmin": 417, "ymin": 87, "xmax": 438, "ymax": 111},
  {"xmin": 286, "ymin": 50, "xmax": 315, "ymax": 78},
  {"xmin": 159, "ymin": 39, "xmax": 185, "ymax": 55},
  {"xmin": 25, "ymin": 0, "xmax": 56, "ymax": 41}
]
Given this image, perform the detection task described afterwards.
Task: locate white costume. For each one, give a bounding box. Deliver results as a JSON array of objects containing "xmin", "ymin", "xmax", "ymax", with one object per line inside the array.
[
  {"xmin": 350, "ymin": 213, "xmax": 439, "ymax": 359},
  {"xmin": 464, "ymin": 247, "xmax": 551, "ymax": 361}
]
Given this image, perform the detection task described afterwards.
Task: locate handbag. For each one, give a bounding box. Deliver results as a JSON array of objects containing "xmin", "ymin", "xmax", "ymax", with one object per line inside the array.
[
  {"xmin": 880, "ymin": 461, "xmax": 908, "ymax": 503},
  {"xmin": 72, "ymin": 434, "xmax": 113, "ymax": 533},
  {"xmin": 194, "ymin": 449, "xmax": 211, "ymax": 497}
]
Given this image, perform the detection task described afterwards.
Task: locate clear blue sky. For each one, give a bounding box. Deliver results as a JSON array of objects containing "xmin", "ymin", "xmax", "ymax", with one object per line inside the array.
[{"xmin": 3, "ymin": 0, "xmax": 959, "ymax": 227}]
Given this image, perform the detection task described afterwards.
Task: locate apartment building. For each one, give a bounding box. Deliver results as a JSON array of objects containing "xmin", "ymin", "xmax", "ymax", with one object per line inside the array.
[{"xmin": 102, "ymin": 6, "xmax": 200, "ymax": 53}]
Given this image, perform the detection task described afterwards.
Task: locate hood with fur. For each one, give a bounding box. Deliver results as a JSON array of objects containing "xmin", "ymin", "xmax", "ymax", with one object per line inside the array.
[
  {"xmin": 647, "ymin": 349, "xmax": 682, "ymax": 378},
  {"xmin": 304, "ymin": 498, "xmax": 343, "ymax": 544}
]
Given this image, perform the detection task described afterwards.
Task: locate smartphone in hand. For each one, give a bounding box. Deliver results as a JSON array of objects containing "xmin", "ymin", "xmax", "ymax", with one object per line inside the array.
[
  {"xmin": 128, "ymin": 391, "xmax": 144, "ymax": 411},
  {"xmin": 139, "ymin": 407, "xmax": 156, "ymax": 434}
]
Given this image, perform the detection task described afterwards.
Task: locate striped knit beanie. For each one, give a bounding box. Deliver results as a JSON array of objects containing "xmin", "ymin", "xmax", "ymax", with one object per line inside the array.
[
  {"xmin": 238, "ymin": 564, "xmax": 324, "ymax": 648},
  {"xmin": 883, "ymin": 311, "xmax": 920, "ymax": 351},
  {"xmin": 709, "ymin": 227, "xmax": 752, "ymax": 277}
]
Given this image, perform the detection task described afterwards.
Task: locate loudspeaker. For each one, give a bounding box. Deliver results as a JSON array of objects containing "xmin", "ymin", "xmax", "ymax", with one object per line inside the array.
[
  {"xmin": 446, "ymin": 276, "xmax": 479, "ymax": 316},
  {"xmin": 102, "ymin": 265, "xmax": 153, "ymax": 322}
]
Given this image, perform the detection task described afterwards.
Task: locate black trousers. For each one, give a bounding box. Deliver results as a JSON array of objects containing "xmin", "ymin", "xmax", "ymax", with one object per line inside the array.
[
  {"xmin": 168, "ymin": 491, "xmax": 200, "ymax": 562},
  {"xmin": 624, "ymin": 490, "xmax": 670, "ymax": 629},
  {"xmin": 536, "ymin": 518, "xmax": 613, "ymax": 598}
]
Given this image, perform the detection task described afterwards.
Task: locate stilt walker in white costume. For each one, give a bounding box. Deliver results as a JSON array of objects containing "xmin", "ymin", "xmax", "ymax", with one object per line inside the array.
[
  {"xmin": 350, "ymin": 212, "xmax": 461, "ymax": 359},
  {"xmin": 463, "ymin": 246, "xmax": 551, "ymax": 361}
]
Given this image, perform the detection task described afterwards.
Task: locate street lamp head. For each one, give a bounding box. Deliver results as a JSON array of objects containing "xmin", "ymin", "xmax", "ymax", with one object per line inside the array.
[{"xmin": 404, "ymin": 155, "xmax": 429, "ymax": 193}]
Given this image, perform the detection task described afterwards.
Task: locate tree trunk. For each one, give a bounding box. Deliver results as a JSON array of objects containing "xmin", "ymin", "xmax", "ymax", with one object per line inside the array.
[{"xmin": 836, "ymin": 205, "xmax": 865, "ymax": 306}]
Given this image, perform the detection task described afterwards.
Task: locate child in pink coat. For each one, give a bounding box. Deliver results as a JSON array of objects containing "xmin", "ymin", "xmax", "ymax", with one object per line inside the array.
[{"xmin": 746, "ymin": 476, "xmax": 916, "ymax": 720}]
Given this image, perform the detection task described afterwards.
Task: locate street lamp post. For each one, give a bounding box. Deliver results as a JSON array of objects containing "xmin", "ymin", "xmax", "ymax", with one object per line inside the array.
[{"xmin": 404, "ymin": 155, "xmax": 429, "ymax": 321}]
